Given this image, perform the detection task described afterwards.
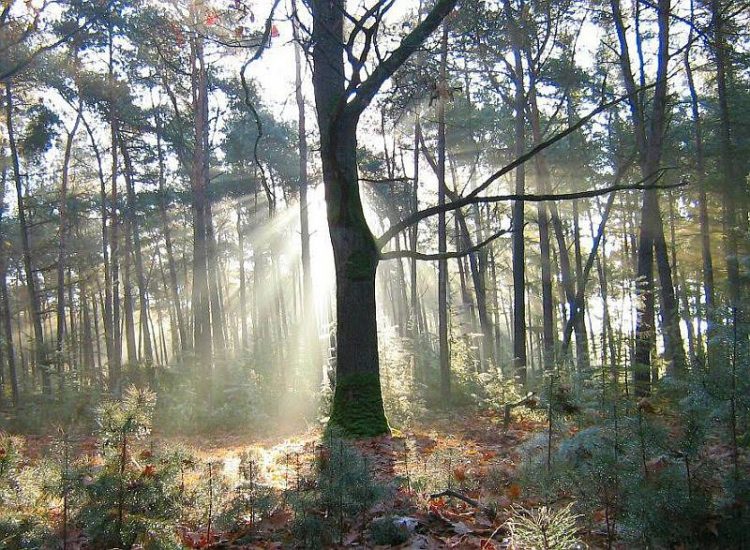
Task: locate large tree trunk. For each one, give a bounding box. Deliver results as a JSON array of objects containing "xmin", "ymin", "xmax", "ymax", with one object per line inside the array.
[
  {"xmin": 310, "ymin": 0, "xmax": 456, "ymax": 435},
  {"xmin": 311, "ymin": 0, "xmax": 387, "ymax": 436}
]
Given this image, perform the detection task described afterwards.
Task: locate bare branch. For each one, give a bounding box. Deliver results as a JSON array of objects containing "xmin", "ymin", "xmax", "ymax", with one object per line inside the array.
[
  {"xmin": 342, "ymin": 0, "xmax": 459, "ymax": 121},
  {"xmin": 376, "ymin": 82, "xmax": 659, "ymax": 249},
  {"xmin": 380, "ymin": 226, "xmax": 511, "ymax": 262}
]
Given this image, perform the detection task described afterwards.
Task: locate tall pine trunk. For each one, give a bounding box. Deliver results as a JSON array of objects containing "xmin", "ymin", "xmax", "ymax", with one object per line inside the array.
[
  {"xmin": 506, "ymin": 0, "xmax": 527, "ymax": 384},
  {"xmin": 4, "ymin": 82, "xmax": 49, "ymax": 395}
]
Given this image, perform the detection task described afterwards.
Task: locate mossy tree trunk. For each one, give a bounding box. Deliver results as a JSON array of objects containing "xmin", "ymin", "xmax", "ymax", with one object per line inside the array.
[{"xmin": 310, "ymin": 0, "xmax": 457, "ymax": 436}]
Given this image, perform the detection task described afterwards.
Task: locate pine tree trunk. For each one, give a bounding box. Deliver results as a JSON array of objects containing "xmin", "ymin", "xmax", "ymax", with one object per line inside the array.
[
  {"xmin": 437, "ymin": 23, "xmax": 451, "ymax": 400},
  {"xmin": 4, "ymin": 81, "xmax": 49, "ymax": 395},
  {"xmin": 294, "ymin": 22, "xmax": 318, "ymax": 372},
  {"xmin": 120, "ymin": 140, "xmax": 153, "ymax": 364},
  {"xmin": 411, "ymin": 120, "xmax": 421, "ymax": 336},
  {"xmin": 123, "ymin": 222, "xmax": 137, "ymax": 364},
  {"xmin": 711, "ymin": 0, "xmax": 746, "ymax": 356},
  {"xmin": 236, "ymin": 206, "xmax": 249, "ymax": 350},
  {"xmin": 612, "ymin": 0, "xmax": 685, "ymax": 390},
  {"xmin": 155, "ymin": 116, "xmax": 187, "ymax": 352},
  {"xmin": 206, "ymin": 204, "xmax": 226, "ymax": 355},
  {"xmin": 56, "ymin": 110, "xmax": 82, "ymax": 392},
  {"xmin": 0, "ymin": 164, "xmax": 18, "ymax": 406},
  {"xmin": 572, "ymin": 200, "xmax": 590, "ymax": 369},
  {"xmin": 506, "ymin": 0, "xmax": 527, "ymax": 383},
  {"xmin": 190, "ymin": 33, "xmax": 213, "ymax": 370},
  {"xmin": 683, "ymin": 16, "xmax": 715, "ymax": 365}
]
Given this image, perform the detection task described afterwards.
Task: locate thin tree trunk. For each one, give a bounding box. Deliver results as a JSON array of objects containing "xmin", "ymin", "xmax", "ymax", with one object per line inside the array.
[
  {"xmin": 4, "ymin": 81, "xmax": 49, "ymax": 395},
  {"xmin": 122, "ymin": 219, "xmax": 137, "ymax": 364},
  {"xmin": 155, "ymin": 115, "xmax": 187, "ymax": 352},
  {"xmin": 206, "ymin": 204, "xmax": 226, "ymax": 355},
  {"xmin": 119, "ymin": 140, "xmax": 153, "ymax": 364},
  {"xmin": 711, "ymin": 0, "xmax": 746, "ymax": 355},
  {"xmin": 572, "ymin": 199, "xmax": 590, "ymax": 369},
  {"xmin": 411, "ymin": 119, "xmax": 422, "ymax": 335},
  {"xmin": 437, "ymin": 22, "xmax": 451, "ymax": 400},
  {"xmin": 612, "ymin": 0, "xmax": 685, "ymax": 391},
  {"xmin": 236, "ymin": 205, "xmax": 249, "ymax": 350},
  {"xmin": 108, "ymin": 28, "xmax": 122, "ymax": 396},
  {"xmin": 56, "ymin": 109, "xmax": 82, "ymax": 393},
  {"xmin": 683, "ymin": 5, "xmax": 715, "ymax": 365},
  {"xmin": 505, "ymin": 0, "xmax": 527, "ymax": 384},
  {"xmin": 294, "ymin": 18, "xmax": 317, "ymax": 370},
  {"xmin": 0, "ymin": 165, "xmax": 18, "ymax": 406}
]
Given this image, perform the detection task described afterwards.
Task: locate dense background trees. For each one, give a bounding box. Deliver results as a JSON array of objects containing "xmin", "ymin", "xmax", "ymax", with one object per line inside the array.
[{"xmin": 0, "ymin": 0, "xmax": 747, "ymax": 438}]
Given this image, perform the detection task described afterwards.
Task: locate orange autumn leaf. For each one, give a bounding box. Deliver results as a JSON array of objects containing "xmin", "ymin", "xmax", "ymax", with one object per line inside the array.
[
  {"xmin": 453, "ymin": 466, "xmax": 467, "ymax": 482},
  {"xmin": 507, "ymin": 483, "xmax": 522, "ymax": 500},
  {"xmin": 480, "ymin": 450, "xmax": 497, "ymax": 461}
]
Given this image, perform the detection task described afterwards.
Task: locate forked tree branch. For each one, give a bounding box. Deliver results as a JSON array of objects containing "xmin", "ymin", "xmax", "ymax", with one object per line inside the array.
[{"xmin": 342, "ymin": 0, "xmax": 459, "ymax": 121}]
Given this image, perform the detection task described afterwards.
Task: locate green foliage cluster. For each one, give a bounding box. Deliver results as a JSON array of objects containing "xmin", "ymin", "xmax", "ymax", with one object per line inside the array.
[
  {"xmin": 0, "ymin": 434, "xmax": 57, "ymax": 548},
  {"xmin": 519, "ymin": 353, "xmax": 750, "ymax": 548},
  {"xmin": 370, "ymin": 515, "xmax": 411, "ymax": 545},
  {"xmin": 76, "ymin": 387, "xmax": 184, "ymax": 549},
  {"xmin": 289, "ymin": 432, "xmax": 390, "ymax": 548}
]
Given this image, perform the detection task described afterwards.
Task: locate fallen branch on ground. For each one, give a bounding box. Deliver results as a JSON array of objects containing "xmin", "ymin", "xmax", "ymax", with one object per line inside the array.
[{"xmin": 430, "ymin": 489, "xmax": 497, "ymax": 519}]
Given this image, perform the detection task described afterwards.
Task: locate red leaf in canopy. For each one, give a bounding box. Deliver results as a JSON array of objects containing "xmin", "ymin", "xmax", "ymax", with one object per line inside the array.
[
  {"xmin": 270, "ymin": 24, "xmax": 280, "ymax": 38},
  {"xmin": 205, "ymin": 12, "xmax": 219, "ymax": 25}
]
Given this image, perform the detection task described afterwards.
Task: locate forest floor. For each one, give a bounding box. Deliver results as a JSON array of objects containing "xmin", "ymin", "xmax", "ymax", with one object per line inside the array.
[
  {"xmin": 9, "ymin": 406, "xmax": 635, "ymax": 549},
  {"xmin": 103, "ymin": 410, "xmax": 601, "ymax": 549},
  {"xmin": 172, "ymin": 412, "xmax": 552, "ymax": 549}
]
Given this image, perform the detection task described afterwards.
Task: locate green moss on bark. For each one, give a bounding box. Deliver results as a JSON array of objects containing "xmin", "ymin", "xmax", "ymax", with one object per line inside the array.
[{"xmin": 327, "ymin": 372, "xmax": 390, "ymax": 437}]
